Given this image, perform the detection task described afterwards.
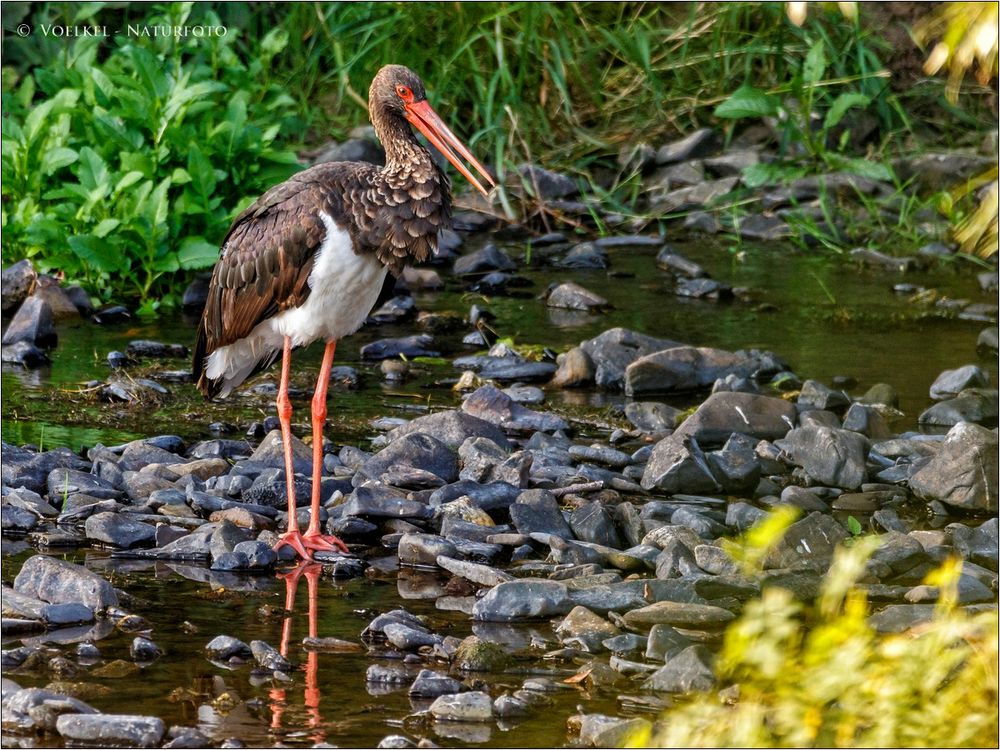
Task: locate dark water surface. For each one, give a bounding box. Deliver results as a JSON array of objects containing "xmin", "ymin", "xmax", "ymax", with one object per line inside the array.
[{"xmin": 1, "ymin": 237, "xmax": 996, "ymax": 747}]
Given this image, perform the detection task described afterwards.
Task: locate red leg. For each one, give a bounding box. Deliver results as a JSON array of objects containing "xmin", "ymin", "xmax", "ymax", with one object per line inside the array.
[
  {"xmin": 301, "ymin": 340, "xmax": 348, "ymax": 554},
  {"xmin": 273, "ymin": 337, "xmax": 311, "ymax": 560}
]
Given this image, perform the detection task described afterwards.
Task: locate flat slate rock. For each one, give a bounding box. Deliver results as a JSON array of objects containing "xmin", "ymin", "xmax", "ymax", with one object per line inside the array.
[
  {"xmin": 472, "ymin": 580, "xmax": 573, "ymax": 622},
  {"xmin": 388, "ymin": 410, "xmax": 510, "ymax": 451},
  {"xmin": 56, "ymin": 714, "xmax": 165, "ymax": 748},
  {"xmin": 13, "ymin": 555, "xmax": 118, "ymax": 610}
]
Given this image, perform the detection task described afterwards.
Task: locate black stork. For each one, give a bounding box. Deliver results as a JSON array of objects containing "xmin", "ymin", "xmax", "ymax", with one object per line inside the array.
[{"xmin": 192, "ymin": 65, "xmax": 495, "ymax": 561}]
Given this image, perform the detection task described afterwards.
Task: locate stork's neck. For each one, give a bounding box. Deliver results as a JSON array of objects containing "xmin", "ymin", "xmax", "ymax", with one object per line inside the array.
[{"xmin": 373, "ymin": 113, "xmax": 434, "ymax": 175}]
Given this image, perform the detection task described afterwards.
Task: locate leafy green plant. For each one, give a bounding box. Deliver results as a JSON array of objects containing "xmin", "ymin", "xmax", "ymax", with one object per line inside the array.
[{"xmin": 1, "ymin": 3, "xmax": 302, "ymax": 312}]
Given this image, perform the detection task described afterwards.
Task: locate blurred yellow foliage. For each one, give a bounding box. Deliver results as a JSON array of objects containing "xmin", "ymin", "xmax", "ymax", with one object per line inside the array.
[{"xmin": 639, "ymin": 520, "xmax": 999, "ymax": 748}]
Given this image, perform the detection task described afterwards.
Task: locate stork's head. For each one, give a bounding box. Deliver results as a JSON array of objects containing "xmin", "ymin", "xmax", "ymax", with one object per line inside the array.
[{"xmin": 369, "ymin": 65, "xmax": 495, "ymax": 197}]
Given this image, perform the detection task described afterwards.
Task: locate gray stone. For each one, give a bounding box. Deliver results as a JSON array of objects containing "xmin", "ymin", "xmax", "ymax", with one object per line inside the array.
[
  {"xmin": 388, "ymin": 410, "xmax": 510, "ymax": 450},
  {"xmin": 518, "ymin": 163, "xmax": 578, "ymax": 200},
  {"xmin": 3, "ymin": 687, "xmax": 96, "ymax": 732},
  {"xmin": 2, "ymin": 259, "xmax": 37, "ymax": 315},
  {"xmin": 383, "ymin": 622, "xmax": 441, "ymax": 650},
  {"xmin": 930, "ymin": 365, "xmax": 989, "ymax": 400},
  {"xmin": 461, "ymin": 384, "xmax": 568, "ymax": 433},
  {"xmin": 918, "ymin": 388, "xmax": 999, "ymax": 427},
  {"xmin": 640, "ymin": 434, "xmax": 720, "ymax": 493},
  {"xmin": 622, "ymin": 601, "xmax": 735, "ymax": 630},
  {"xmin": 551, "ymin": 346, "xmax": 596, "ymax": 388},
  {"xmin": 909, "ymin": 422, "xmax": 998, "ymax": 512},
  {"xmin": 56, "ymin": 714, "xmax": 165, "ymax": 748},
  {"xmin": 1, "ymin": 296, "xmax": 55, "ymax": 347},
  {"xmin": 544, "ymin": 282, "xmax": 609, "ymax": 311},
  {"xmin": 569, "ymin": 501, "xmax": 623, "ymax": 548},
  {"xmin": 798, "ymin": 379, "xmax": 851, "ymax": 411},
  {"xmin": 558, "ymin": 243, "xmax": 608, "ymax": 269},
  {"xmin": 675, "ymin": 392, "xmax": 797, "ymax": 445},
  {"xmin": 231, "ymin": 540, "xmax": 277, "ymax": 568},
  {"xmin": 625, "ymin": 401, "xmax": 680, "ymax": 433},
  {"xmin": 868, "ymin": 604, "xmax": 937, "ymax": 633},
  {"xmin": 510, "ymin": 489, "xmax": 574, "ymax": 539},
  {"xmin": 409, "ymin": 669, "xmax": 462, "ymax": 698},
  {"xmin": 130, "ymin": 636, "xmax": 162, "ymax": 661},
  {"xmin": 360, "ymin": 334, "xmax": 438, "ymax": 361},
  {"xmin": 472, "ymin": 580, "xmax": 572, "ymax": 622},
  {"xmin": 1, "ymin": 341, "xmax": 49, "ymax": 367},
  {"xmin": 777, "ymin": 426, "xmax": 869, "ymax": 489},
  {"xmin": 554, "ymin": 606, "xmax": 621, "ymax": 652},
  {"xmin": 580, "ymin": 328, "xmax": 681, "ymax": 391},
  {"xmin": 84, "ymin": 512, "xmax": 156, "ymax": 549},
  {"xmin": 359, "ymin": 432, "xmax": 457, "ymax": 485},
  {"xmin": 250, "ymin": 640, "xmax": 291, "ymax": 672},
  {"xmin": 577, "ymin": 714, "xmax": 652, "ymax": 747},
  {"xmin": 453, "ymin": 244, "xmax": 516, "ymax": 275},
  {"xmin": 13, "ymin": 555, "xmax": 118, "ymax": 609},
  {"xmin": 204, "ymin": 635, "xmax": 252, "ymax": 661},
  {"xmin": 645, "ymin": 624, "xmax": 692, "ymax": 662},
  {"xmin": 642, "ymin": 645, "xmax": 715, "ymax": 692},
  {"xmin": 706, "ymin": 432, "xmax": 760, "ymax": 494},
  {"xmin": 429, "ymin": 690, "xmax": 493, "ymax": 722},
  {"xmin": 436, "ymin": 556, "xmax": 513, "ymax": 587},
  {"xmin": 765, "ymin": 511, "xmax": 849, "ymax": 568},
  {"xmin": 656, "ymin": 129, "xmax": 720, "ymax": 164},
  {"xmin": 398, "ymin": 533, "xmax": 457, "ymax": 567}
]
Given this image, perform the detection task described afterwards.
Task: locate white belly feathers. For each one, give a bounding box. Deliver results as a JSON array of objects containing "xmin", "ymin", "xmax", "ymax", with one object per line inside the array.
[{"xmin": 203, "ymin": 212, "xmax": 388, "ymax": 396}]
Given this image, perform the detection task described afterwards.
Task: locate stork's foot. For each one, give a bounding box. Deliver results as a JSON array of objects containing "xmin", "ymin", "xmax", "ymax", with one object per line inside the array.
[{"xmin": 274, "ymin": 530, "xmax": 349, "ymax": 560}]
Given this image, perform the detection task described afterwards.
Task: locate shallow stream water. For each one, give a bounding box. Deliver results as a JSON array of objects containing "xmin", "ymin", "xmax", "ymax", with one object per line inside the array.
[{"xmin": 2, "ymin": 236, "xmax": 996, "ymax": 747}]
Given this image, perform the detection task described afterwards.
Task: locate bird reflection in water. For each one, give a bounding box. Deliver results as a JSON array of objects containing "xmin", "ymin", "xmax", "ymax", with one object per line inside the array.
[{"xmin": 269, "ymin": 561, "xmax": 325, "ymax": 745}]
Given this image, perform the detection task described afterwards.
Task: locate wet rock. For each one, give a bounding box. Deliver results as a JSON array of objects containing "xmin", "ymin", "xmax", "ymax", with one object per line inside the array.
[
  {"xmin": 765, "ymin": 511, "xmax": 849, "ymax": 568},
  {"xmin": 384, "ymin": 621, "xmax": 442, "ymax": 650},
  {"xmin": 1, "ymin": 340, "xmax": 50, "ymax": 367},
  {"xmin": 3, "ymin": 687, "xmax": 97, "ymax": 732},
  {"xmin": 56, "ymin": 714, "xmax": 165, "ymax": 747},
  {"xmin": 458, "ymin": 355, "xmax": 558, "ymax": 383},
  {"xmin": 2, "ymin": 259, "xmax": 37, "ymax": 315},
  {"xmin": 409, "ymin": 669, "xmax": 462, "ymax": 698},
  {"xmin": 909, "ymin": 422, "xmax": 998, "ymax": 512},
  {"xmin": 580, "ymin": 328, "xmax": 681, "ymax": 390},
  {"xmin": 868, "ymin": 603, "xmax": 937, "ymax": 633},
  {"xmin": 84, "ymin": 513, "xmax": 156, "ymax": 549},
  {"xmin": 126, "ymin": 340, "xmax": 187, "ymax": 359},
  {"xmin": 674, "ymin": 277, "xmax": 733, "ymax": 300},
  {"xmin": 777, "ymin": 426, "xmax": 869, "ymax": 489},
  {"xmin": 674, "ymin": 392, "xmax": 797, "ymax": 445},
  {"xmin": 493, "ymin": 693, "xmax": 530, "ymax": 718},
  {"xmin": 576, "ymin": 714, "xmax": 652, "ymax": 747},
  {"xmin": 518, "ymin": 163, "xmax": 578, "ymax": 200},
  {"xmin": 651, "ymin": 177, "xmax": 739, "ymax": 215},
  {"xmin": 1, "ymin": 296, "xmax": 56, "ymax": 347},
  {"xmin": 26, "ymin": 280, "xmax": 79, "ymax": 322},
  {"xmin": 929, "ymin": 365, "xmax": 989, "ymax": 400},
  {"xmin": 454, "ymin": 635, "xmax": 509, "ymax": 671},
  {"xmin": 429, "ymin": 690, "xmax": 493, "ymax": 722},
  {"xmin": 359, "ymin": 433, "xmax": 457, "ymax": 486},
  {"xmin": 510, "ymin": 490, "xmax": 574, "ymax": 539},
  {"xmin": 437, "ymin": 556, "xmax": 513, "ymax": 587},
  {"xmin": 550, "ymin": 347, "xmax": 595, "ymax": 388},
  {"xmin": 205, "ymin": 635, "xmax": 252, "ymax": 662},
  {"xmin": 544, "ymin": 282, "xmax": 609, "ymax": 311},
  {"xmin": 250, "ymin": 640, "xmax": 291, "ymax": 672},
  {"xmin": 977, "ymin": 327, "xmax": 998, "ymax": 353},
  {"xmin": 231, "ymin": 540, "xmax": 277, "ymax": 568},
  {"xmin": 558, "ymin": 243, "xmax": 608, "ymax": 269},
  {"xmin": 655, "ymin": 129, "xmax": 719, "ymax": 164},
  {"xmin": 625, "ymin": 346, "xmax": 750, "ymax": 396},
  {"xmin": 461, "ymin": 384, "xmax": 567, "ymax": 433},
  {"xmin": 642, "ymin": 645, "xmax": 715, "ymax": 692},
  {"xmin": 343, "ymin": 485, "xmax": 432, "ymax": 521},
  {"xmin": 841, "ymin": 403, "xmax": 892, "ymax": 439},
  {"xmin": 640, "ymin": 434, "xmax": 720, "ymax": 493},
  {"xmin": 181, "ymin": 274, "xmax": 210, "ymax": 311},
  {"xmin": 798, "ymin": 379, "xmax": 851, "ymax": 411},
  {"xmin": 472, "ymin": 580, "xmax": 572, "ymax": 622},
  {"xmin": 502, "ymin": 384, "xmax": 545, "ymax": 405},
  {"xmin": 91, "ymin": 304, "xmax": 131, "ymax": 324},
  {"xmin": 849, "ymin": 247, "xmax": 918, "ymax": 273},
  {"xmin": 569, "ymin": 501, "xmax": 623, "ymax": 548},
  {"xmin": 706, "ymin": 433, "xmax": 760, "ymax": 494},
  {"xmin": 398, "ymin": 533, "xmax": 458, "ymax": 567},
  {"xmin": 655, "ymin": 247, "xmax": 707, "ymax": 277},
  {"xmin": 622, "ymin": 601, "xmax": 735, "ymax": 630},
  {"xmin": 645, "ymin": 624, "xmax": 693, "ymax": 662},
  {"xmin": 388, "ymin": 410, "xmax": 510, "ymax": 450},
  {"xmin": 918, "ymin": 388, "xmax": 999, "ymax": 426},
  {"xmin": 625, "ymin": 401, "xmax": 680, "ymax": 434},
  {"xmin": 130, "ymin": 636, "xmax": 162, "ymax": 661},
  {"xmin": 365, "ymin": 664, "xmax": 409, "ymax": 685},
  {"xmin": 361, "ymin": 335, "xmax": 438, "ymax": 361},
  {"xmin": 453, "ymin": 244, "xmax": 516, "ymax": 276},
  {"xmin": 377, "ymin": 735, "xmax": 416, "ymax": 749},
  {"xmin": 13, "ymin": 555, "xmax": 118, "ymax": 610},
  {"xmin": 555, "ymin": 606, "xmax": 620, "ymax": 652}
]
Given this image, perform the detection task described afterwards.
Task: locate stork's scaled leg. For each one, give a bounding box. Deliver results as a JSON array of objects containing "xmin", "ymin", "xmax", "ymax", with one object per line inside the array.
[
  {"xmin": 273, "ymin": 337, "xmax": 311, "ymax": 560},
  {"xmin": 301, "ymin": 339, "xmax": 348, "ymax": 554}
]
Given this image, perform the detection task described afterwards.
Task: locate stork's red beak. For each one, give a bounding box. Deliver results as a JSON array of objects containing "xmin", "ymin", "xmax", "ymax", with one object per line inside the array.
[{"xmin": 404, "ymin": 100, "xmax": 496, "ymax": 198}]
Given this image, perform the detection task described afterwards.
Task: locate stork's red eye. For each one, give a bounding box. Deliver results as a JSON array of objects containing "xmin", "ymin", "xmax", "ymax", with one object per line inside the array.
[{"xmin": 395, "ymin": 85, "xmax": 413, "ymax": 102}]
